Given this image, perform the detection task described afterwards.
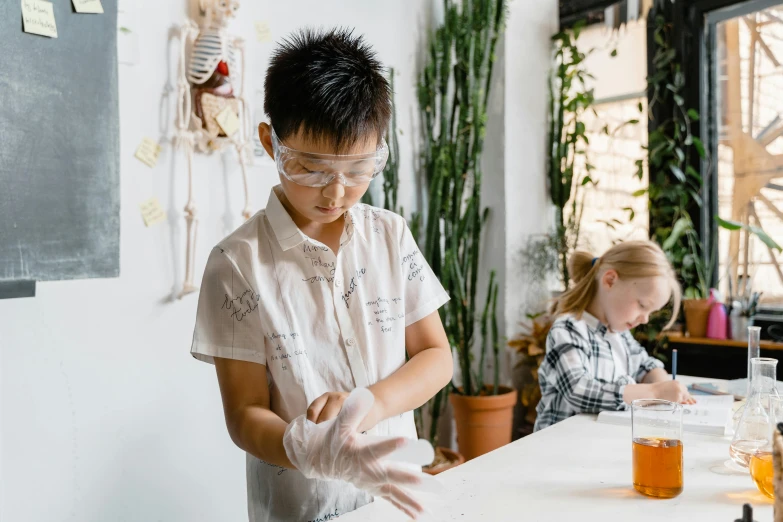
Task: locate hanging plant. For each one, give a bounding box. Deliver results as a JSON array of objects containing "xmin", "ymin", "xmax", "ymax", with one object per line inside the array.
[{"xmin": 634, "ymin": 14, "xmax": 705, "ymax": 296}]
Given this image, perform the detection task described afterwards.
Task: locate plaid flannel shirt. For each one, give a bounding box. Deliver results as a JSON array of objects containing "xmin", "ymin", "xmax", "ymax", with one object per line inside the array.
[{"xmin": 533, "ymin": 312, "xmax": 664, "ymax": 431}]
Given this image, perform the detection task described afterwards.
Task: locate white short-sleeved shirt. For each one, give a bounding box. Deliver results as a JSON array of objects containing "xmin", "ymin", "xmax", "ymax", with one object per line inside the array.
[{"xmin": 190, "ymin": 185, "xmax": 449, "ymax": 522}]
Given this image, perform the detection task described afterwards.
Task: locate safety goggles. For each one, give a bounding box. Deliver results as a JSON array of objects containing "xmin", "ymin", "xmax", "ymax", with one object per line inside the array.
[{"xmin": 270, "ymin": 127, "xmax": 389, "ymax": 187}]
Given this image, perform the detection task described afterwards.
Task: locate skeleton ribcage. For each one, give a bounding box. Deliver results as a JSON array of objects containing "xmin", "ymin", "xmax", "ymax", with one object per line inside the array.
[{"xmin": 187, "ymin": 28, "xmax": 238, "ymax": 86}]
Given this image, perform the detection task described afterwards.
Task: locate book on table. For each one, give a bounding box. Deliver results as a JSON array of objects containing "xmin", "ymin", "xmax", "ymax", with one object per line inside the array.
[{"xmin": 596, "ymin": 395, "xmax": 734, "ymax": 436}]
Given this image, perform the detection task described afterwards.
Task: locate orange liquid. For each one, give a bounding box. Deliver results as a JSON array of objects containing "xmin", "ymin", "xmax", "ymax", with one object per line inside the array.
[
  {"xmin": 632, "ymin": 437, "xmax": 683, "ymax": 498},
  {"xmin": 750, "ymin": 452, "xmax": 774, "ymax": 499}
]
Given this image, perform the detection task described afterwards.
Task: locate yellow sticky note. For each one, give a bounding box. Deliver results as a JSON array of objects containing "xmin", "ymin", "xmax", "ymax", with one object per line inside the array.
[
  {"xmin": 21, "ymin": 0, "xmax": 58, "ymax": 39},
  {"xmin": 139, "ymin": 198, "xmax": 166, "ymax": 227},
  {"xmin": 134, "ymin": 137, "xmax": 161, "ymax": 168},
  {"xmin": 254, "ymin": 21, "xmax": 272, "ymax": 43},
  {"xmin": 216, "ymin": 106, "xmax": 240, "ymax": 137},
  {"xmin": 72, "ymin": 0, "xmax": 104, "ymax": 14}
]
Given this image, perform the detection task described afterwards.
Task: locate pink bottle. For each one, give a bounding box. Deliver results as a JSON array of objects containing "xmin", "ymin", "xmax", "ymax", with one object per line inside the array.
[{"xmin": 706, "ymin": 289, "xmax": 728, "ymax": 340}]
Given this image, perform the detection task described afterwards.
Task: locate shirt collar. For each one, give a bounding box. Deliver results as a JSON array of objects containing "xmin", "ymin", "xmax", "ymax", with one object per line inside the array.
[
  {"xmin": 344, "ymin": 206, "xmax": 367, "ymax": 243},
  {"xmin": 265, "ymin": 186, "xmax": 307, "ymax": 251},
  {"xmin": 265, "ymin": 185, "xmax": 367, "ymax": 251},
  {"xmin": 581, "ymin": 311, "xmax": 609, "ymax": 336}
]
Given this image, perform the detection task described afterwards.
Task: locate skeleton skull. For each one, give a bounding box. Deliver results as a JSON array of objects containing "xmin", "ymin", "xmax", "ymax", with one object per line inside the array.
[{"xmin": 199, "ymin": 0, "xmax": 240, "ymax": 23}]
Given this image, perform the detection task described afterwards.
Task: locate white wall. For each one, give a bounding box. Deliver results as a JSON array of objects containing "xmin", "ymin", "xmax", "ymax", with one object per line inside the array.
[
  {"xmin": 497, "ymin": 0, "xmax": 559, "ymax": 340},
  {"xmin": 579, "ymin": 20, "xmax": 648, "ymax": 102},
  {"xmin": 0, "ymin": 1, "xmax": 430, "ymax": 521}
]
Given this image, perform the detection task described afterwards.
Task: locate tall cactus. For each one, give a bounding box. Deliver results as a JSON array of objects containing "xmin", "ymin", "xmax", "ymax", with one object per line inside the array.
[
  {"xmin": 382, "ymin": 69, "xmax": 400, "ymax": 213},
  {"xmin": 362, "ymin": 68, "xmax": 400, "ymax": 212},
  {"xmin": 416, "ymin": 0, "xmax": 506, "ymax": 445}
]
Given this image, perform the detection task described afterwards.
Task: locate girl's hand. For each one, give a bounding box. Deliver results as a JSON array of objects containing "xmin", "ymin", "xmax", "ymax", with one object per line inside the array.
[{"xmin": 652, "ymin": 380, "xmax": 697, "ymax": 405}]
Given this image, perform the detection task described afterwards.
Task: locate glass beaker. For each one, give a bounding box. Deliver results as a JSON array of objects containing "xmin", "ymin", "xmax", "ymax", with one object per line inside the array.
[
  {"xmin": 732, "ymin": 327, "xmax": 762, "ymax": 431},
  {"xmin": 729, "ymin": 357, "xmax": 780, "ymax": 468},
  {"xmin": 632, "ymin": 399, "xmax": 683, "ymax": 498},
  {"xmin": 748, "ymin": 396, "xmax": 783, "ymax": 499}
]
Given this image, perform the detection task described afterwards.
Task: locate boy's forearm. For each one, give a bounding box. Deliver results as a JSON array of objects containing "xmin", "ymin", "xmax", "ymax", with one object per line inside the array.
[
  {"xmin": 365, "ymin": 346, "xmax": 453, "ymax": 432},
  {"xmin": 231, "ymin": 406, "xmax": 295, "ymax": 469},
  {"xmin": 230, "ymin": 345, "xmax": 453, "ymax": 462}
]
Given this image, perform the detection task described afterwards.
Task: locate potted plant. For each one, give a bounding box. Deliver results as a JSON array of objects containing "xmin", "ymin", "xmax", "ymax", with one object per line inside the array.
[
  {"xmin": 662, "ymin": 217, "xmax": 714, "ymax": 337},
  {"xmin": 416, "ymin": 0, "xmax": 512, "ymax": 465},
  {"xmin": 507, "ymin": 314, "xmax": 553, "ymax": 435},
  {"xmin": 664, "ymin": 215, "xmax": 780, "ymax": 337},
  {"xmin": 447, "ymin": 271, "xmax": 517, "ymax": 461}
]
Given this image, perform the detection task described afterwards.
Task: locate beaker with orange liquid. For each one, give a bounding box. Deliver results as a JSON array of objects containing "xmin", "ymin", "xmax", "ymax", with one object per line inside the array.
[
  {"xmin": 749, "ymin": 452, "xmax": 774, "ymax": 498},
  {"xmin": 748, "ymin": 396, "xmax": 783, "ymax": 499},
  {"xmin": 632, "ymin": 399, "xmax": 683, "ymax": 498}
]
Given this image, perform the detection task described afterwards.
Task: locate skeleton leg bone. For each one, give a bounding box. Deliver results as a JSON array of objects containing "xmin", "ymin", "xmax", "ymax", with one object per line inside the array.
[{"xmin": 179, "ymin": 145, "xmax": 200, "ymax": 298}]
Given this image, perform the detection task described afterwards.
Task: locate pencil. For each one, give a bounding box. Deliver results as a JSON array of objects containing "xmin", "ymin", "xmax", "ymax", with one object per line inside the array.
[{"xmin": 672, "ymin": 349, "xmax": 678, "ymax": 381}]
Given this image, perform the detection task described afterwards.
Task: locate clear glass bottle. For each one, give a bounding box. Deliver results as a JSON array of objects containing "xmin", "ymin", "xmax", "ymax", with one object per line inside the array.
[
  {"xmin": 729, "ymin": 357, "xmax": 780, "ymax": 468},
  {"xmin": 732, "ymin": 326, "xmax": 762, "ymax": 431}
]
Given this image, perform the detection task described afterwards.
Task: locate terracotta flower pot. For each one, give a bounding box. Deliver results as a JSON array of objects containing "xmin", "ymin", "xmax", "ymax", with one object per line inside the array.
[
  {"xmin": 683, "ymin": 298, "xmax": 711, "ymax": 338},
  {"xmin": 423, "ymin": 447, "xmax": 465, "ymax": 475},
  {"xmin": 449, "ymin": 386, "xmax": 516, "ymax": 460}
]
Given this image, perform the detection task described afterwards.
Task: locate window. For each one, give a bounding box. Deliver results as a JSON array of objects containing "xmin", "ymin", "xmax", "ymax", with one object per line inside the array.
[
  {"xmin": 572, "ymin": 21, "xmax": 649, "ymax": 254},
  {"xmin": 711, "ymin": 1, "xmax": 783, "ymax": 305},
  {"xmin": 577, "ymin": 95, "xmax": 650, "ymax": 253}
]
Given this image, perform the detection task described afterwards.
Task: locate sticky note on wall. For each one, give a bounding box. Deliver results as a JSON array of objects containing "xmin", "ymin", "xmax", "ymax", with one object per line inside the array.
[
  {"xmin": 254, "ymin": 21, "xmax": 272, "ymax": 43},
  {"xmin": 134, "ymin": 137, "xmax": 161, "ymax": 168},
  {"xmin": 72, "ymin": 0, "xmax": 104, "ymax": 14},
  {"xmin": 216, "ymin": 106, "xmax": 240, "ymax": 137},
  {"xmin": 21, "ymin": 0, "xmax": 58, "ymax": 38},
  {"xmin": 139, "ymin": 198, "xmax": 166, "ymax": 227}
]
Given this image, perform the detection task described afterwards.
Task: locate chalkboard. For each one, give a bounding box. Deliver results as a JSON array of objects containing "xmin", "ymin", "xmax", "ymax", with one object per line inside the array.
[{"xmin": 0, "ymin": 1, "xmax": 119, "ymax": 283}]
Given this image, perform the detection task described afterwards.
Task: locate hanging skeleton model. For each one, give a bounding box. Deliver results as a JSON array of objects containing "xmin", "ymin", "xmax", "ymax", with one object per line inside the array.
[{"xmin": 175, "ymin": 0, "xmax": 253, "ymax": 298}]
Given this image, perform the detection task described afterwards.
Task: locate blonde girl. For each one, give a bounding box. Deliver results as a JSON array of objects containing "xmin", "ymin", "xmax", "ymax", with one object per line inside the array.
[{"xmin": 534, "ymin": 240, "xmax": 695, "ymax": 431}]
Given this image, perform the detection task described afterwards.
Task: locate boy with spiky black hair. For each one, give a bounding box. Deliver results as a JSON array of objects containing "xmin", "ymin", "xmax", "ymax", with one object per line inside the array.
[{"xmin": 191, "ymin": 28, "xmax": 452, "ymax": 521}]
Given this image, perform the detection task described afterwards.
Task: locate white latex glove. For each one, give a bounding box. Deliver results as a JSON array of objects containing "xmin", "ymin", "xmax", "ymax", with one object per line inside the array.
[{"xmin": 283, "ymin": 388, "xmax": 441, "ymax": 519}]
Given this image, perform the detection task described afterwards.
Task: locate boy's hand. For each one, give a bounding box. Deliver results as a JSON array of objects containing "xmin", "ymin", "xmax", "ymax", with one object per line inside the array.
[
  {"xmin": 651, "ymin": 380, "xmax": 696, "ymax": 405},
  {"xmin": 285, "ymin": 388, "xmax": 439, "ymax": 520},
  {"xmin": 308, "ymin": 392, "xmax": 350, "ymax": 424},
  {"xmin": 308, "ymin": 391, "xmax": 383, "ymax": 432}
]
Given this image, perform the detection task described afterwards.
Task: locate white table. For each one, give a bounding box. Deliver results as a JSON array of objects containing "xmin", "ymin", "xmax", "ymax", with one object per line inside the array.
[{"xmin": 339, "ymin": 377, "xmax": 774, "ymax": 521}]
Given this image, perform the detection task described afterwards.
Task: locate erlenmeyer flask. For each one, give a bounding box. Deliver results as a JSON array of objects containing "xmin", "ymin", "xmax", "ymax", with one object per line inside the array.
[
  {"xmin": 729, "ymin": 357, "xmax": 780, "ymax": 468},
  {"xmin": 748, "ymin": 396, "xmax": 783, "ymax": 498}
]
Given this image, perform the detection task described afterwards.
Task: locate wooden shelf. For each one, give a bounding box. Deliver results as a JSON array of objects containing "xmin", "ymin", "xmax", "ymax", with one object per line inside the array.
[{"xmin": 664, "ymin": 332, "xmax": 783, "ymax": 351}]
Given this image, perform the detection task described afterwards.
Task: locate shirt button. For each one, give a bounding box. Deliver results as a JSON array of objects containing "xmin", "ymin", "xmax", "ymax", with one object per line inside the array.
[
  {"xmin": 335, "ymin": 280, "xmax": 342, "ymax": 287},
  {"xmin": 346, "ymin": 338, "xmax": 355, "ymax": 346}
]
